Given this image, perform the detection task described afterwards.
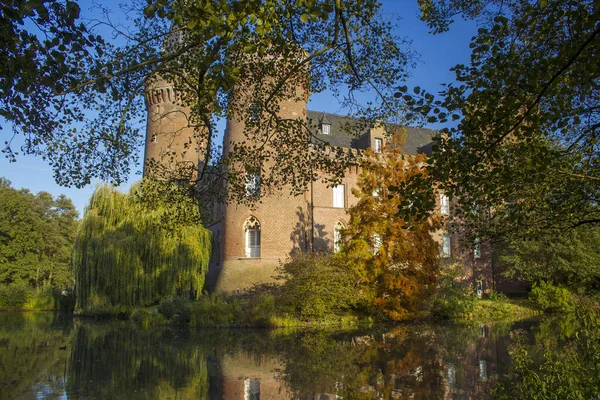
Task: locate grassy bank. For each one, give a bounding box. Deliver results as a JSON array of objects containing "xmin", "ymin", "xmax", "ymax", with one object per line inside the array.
[
  {"xmin": 121, "ymin": 294, "xmax": 375, "ymax": 329},
  {"xmin": 76, "ymin": 294, "xmax": 547, "ymax": 329},
  {"xmin": 73, "ymin": 277, "xmax": 598, "ymax": 328},
  {"xmin": 457, "ymin": 298, "xmax": 541, "ymax": 322}
]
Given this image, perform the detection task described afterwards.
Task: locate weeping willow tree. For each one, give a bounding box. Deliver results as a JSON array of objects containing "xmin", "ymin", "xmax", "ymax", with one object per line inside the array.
[{"xmin": 73, "ymin": 180, "xmax": 211, "ymax": 313}]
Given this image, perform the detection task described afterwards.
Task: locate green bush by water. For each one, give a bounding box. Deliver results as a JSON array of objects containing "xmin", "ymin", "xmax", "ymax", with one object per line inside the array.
[
  {"xmin": 495, "ymin": 304, "xmax": 600, "ymax": 399},
  {"xmin": 276, "ymin": 253, "xmax": 360, "ymax": 319},
  {"xmin": 529, "ymin": 281, "xmax": 575, "ymax": 313},
  {"xmin": 429, "ymin": 264, "xmax": 476, "ymax": 319},
  {"xmin": 0, "ymin": 282, "xmax": 31, "ymax": 308},
  {"xmin": 0, "ymin": 283, "xmax": 65, "ymax": 311},
  {"xmin": 158, "ymin": 296, "xmax": 192, "ymax": 323}
]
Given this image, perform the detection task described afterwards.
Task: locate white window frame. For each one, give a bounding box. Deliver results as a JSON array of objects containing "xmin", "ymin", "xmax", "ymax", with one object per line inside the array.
[
  {"xmin": 333, "ymin": 222, "xmax": 344, "ymax": 253},
  {"xmin": 244, "ymin": 378, "xmax": 260, "ymax": 400},
  {"xmin": 442, "ymin": 233, "xmax": 451, "ymax": 258},
  {"xmin": 474, "ymin": 238, "xmax": 481, "ymax": 259},
  {"xmin": 373, "ymin": 233, "xmax": 382, "ymax": 255},
  {"xmin": 440, "ymin": 194, "xmax": 449, "ymax": 216},
  {"xmin": 479, "ymin": 359, "xmax": 487, "ymax": 380},
  {"xmin": 245, "ymin": 172, "xmax": 261, "ymax": 198},
  {"xmin": 374, "ymin": 138, "xmax": 383, "ymax": 153},
  {"xmin": 447, "ymin": 363, "xmax": 456, "ymax": 389},
  {"xmin": 322, "ymin": 124, "xmax": 330, "ymax": 135},
  {"xmin": 244, "ymin": 217, "xmax": 261, "ymax": 258},
  {"xmin": 333, "ymin": 184, "xmax": 345, "ymax": 208},
  {"xmin": 476, "ymin": 279, "xmax": 483, "ymax": 298}
]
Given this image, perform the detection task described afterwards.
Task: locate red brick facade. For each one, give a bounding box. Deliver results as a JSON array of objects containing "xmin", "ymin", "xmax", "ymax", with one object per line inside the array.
[{"xmin": 143, "ymin": 79, "xmax": 520, "ymax": 296}]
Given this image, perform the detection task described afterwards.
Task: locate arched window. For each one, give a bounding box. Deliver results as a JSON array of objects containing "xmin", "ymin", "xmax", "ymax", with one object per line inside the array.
[
  {"xmin": 244, "ymin": 217, "xmax": 261, "ymax": 258},
  {"xmin": 333, "ymin": 221, "xmax": 345, "ymax": 253}
]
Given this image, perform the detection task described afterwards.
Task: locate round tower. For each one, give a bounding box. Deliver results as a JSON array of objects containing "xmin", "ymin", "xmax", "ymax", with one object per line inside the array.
[
  {"xmin": 210, "ymin": 50, "xmax": 312, "ymax": 294},
  {"xmin": 143, "ymin": 76, "xmax": 203, "ymax": 181}
]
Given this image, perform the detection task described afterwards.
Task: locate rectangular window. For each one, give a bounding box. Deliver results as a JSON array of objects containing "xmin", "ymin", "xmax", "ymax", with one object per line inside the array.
[
  {"xmin": 333, "ymin": 184, "xmax": 345, "ymax": 208},
  {"xmin": 334, "ymin": 228, "xmax": 342, "ymax": 253},
  {"xmin": 322, "ymin": 124, "xmax": 330, "ymax": 135},
  {"xmin": 440, "ymin": 194, "xmax": 449, "ymax": 216},
  {"xmin": 245, "ymin": 172, "xmax": 261, "ymax": 197},
  {"xmin": 152, "ymin": 135, "xmax": 158, "ymax": 143},
  {"xmin": 447, "ymin": 363, "xmax": 456, "ymax": 389},
  {"xmin": 374, "ymin": 138, "xmax": 383, "ymax": 153},
  {"xmin": 474, "ymin": 238, "xmax": 481, "ymax": 259},
  {"xmin": 442, "ymin": 233, "xmax": 451, "ymax": 258},
  {"xmin": 244, "ymin": 378, "xmax": 260, "ymax": 400},
  {"xmin": 476, "ymin": 279, "xmax": 483, "ymax": 298},
  {"xmin": 373, "ymin": 233, "xmax": 382, "ymax": 255},
  {"xmin": 479, "ymin": 359, "xmax": 487, "ymax": 380}
]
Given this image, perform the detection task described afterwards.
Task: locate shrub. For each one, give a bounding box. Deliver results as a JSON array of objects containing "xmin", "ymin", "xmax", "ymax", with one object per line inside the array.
[
  {"xmin": 277, "ymin": 253, "xmax": 359, "ymax": 319},
  {"xmin": 529, "ymin": 281, "xmax": 575, "ymax": 313},
  {"xmin": 496, "ymin": 309, "xmax": 600, "ymax": 399},
  {"xmin": 488, "ymin": 290, "xmax": 509, "ymax": 302},
  {"xmin": 240, "ymin": 292, "xmax": 277, "ymax": 326},
  {"xmin": 131, "ymin": 309, "xmax": 165, "ymax": 327},
  {"xmin": 0, "ymin": 282, "xmax": 32, "ymax": 308},
  {"xmin": 24, "ymin": 291, "xmax": 55, "ymax": 311},
  {"xmin": 158, "ymin": 296, "xmax": 192, "ymax": 323},
  {"xmin": 189, "ymin": 296, "xmax": 239, "ymax": 327},
  {"xmin": 430, "ymin": 264, "xmax": 476, "ymax": 319}
]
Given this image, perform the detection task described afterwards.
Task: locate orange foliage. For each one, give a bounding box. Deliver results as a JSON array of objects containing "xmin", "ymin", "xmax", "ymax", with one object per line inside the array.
[{"xmin": 343, "ymin": 132, "xmax": 441, "ymax": 320}]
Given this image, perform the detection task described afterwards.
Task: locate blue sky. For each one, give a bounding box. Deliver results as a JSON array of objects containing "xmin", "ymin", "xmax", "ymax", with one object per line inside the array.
[{"xmin": 0, "ymin": 0, "xmax": 476, "ymax": 216}]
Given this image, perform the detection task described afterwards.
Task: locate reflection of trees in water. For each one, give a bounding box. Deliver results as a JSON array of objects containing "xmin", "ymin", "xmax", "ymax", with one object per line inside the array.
[
  {"xmin": 67, "ymin": 321, "xmax": 209, "ymax": 399},
  {"xmin": 0, "ymin": 313, "xmax": 73, "ymax": 399},
  {"xmin": 275, "ymin": 327, "xmax": 451, "ymax": 399},
  {"xmin": 1, "ymin": 314, "xmax": 592, "ymax": 399},
  {"xmin": 258, "ymin": 324, "xmax": 501, "ymax": 399}
]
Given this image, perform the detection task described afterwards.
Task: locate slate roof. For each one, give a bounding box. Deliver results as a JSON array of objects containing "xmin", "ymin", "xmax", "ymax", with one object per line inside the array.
[{"xmin": 306, "ymin": 110, "xmax": 436, "ymax": 156}]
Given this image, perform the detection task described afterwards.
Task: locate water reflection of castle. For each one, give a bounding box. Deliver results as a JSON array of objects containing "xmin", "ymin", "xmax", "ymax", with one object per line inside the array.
[
  {"xmin": 4, "ymin": 315, "xmax": 536, "ymax": 399},
  {"xmin": 214, "ymin": 323, "xmax": 511, "ymax": 400}
]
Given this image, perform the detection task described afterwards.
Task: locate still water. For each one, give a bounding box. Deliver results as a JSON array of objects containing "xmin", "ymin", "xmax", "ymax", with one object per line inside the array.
[{"xmin": 0, "ymin": 312, "xmax": 574, "ymax": 399}]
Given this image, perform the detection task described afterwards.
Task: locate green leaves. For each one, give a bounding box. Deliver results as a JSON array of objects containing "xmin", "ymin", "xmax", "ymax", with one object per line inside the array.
[
  {"xmin": 419, "ymin": 0, "xmax": 600, "ymax": 241},
  {"xmin": 72, "ymin": 181, "xmax": 211, "ymax": 312},
  {"xmin": 0, "ymin": 180, "xmax": 79, "ymax": 291}
]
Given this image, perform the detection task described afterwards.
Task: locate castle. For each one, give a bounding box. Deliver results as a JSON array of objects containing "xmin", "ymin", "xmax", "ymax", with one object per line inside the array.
[{"xmin": 142, "ymin": 74, "xmax": 524, "ymax": 296}]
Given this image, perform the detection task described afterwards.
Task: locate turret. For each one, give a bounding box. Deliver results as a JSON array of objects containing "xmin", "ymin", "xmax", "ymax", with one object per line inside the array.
[
  {"xmin": 208, "ymin": 48, "xmax": 312, "ymax": 294},
  {"xmin": 143, "ymin": 76, "xmax": 203, "ymax": 181}
]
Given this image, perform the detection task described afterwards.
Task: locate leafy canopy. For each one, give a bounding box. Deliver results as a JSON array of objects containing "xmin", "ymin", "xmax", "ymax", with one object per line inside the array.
[
  {"xmin": 411, "ymin": 0, "xmax": 600, "ymax": 241},
  {"xmin": 500, "ymin": 226, "xmax": 600, "ymax": 294},
  {"xmin": 3, "ymin": 0, "xmax": 418, "ymax": 204},
  {"xmin": 0, "ymin": 178, "xmax": 79, "ymax": 291},
  {"xmin": 72, "ymin": 180, "xmax": 211, "ymax": 313}
]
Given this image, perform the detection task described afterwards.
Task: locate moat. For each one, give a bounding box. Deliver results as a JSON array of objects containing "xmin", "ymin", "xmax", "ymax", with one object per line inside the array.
[{"xmin": 0, "ymin": 312, "xmax": 580, "ymax": 399}]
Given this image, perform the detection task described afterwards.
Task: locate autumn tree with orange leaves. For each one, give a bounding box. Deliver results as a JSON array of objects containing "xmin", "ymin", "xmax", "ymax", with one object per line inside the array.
[{"xmin": 343, "ymin": 132, "xmax": 441, "ymax": 320}]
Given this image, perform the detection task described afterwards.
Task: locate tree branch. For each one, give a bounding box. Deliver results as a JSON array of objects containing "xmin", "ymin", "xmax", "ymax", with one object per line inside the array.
[{"xmin": 475, "ymin": 24, "xmax": 600, "ymax": 165}]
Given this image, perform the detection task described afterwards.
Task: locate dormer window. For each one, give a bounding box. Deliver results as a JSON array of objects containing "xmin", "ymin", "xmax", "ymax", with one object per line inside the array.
[{"xmin": 322, "ymin": 124, "xmax": 330, "ymax": 135}]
